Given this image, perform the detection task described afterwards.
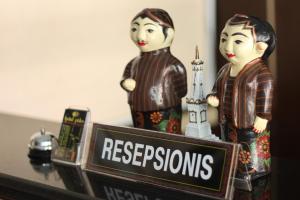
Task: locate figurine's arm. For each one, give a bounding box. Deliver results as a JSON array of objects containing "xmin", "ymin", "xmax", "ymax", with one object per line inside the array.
[
  {"xmin": 253, "ymin": 67, "xmax": 274, "ymax": 133},
  {"xmin": 172, "ymin": 64, "xmax": 188, "ymax": 98},
  {"xmin": 120, "ymin": 60, "xmax": 136, "ymax": 92},
  {"xmin": 121, "ymin": 79, "xmax": 136, "ymax": 92},
  {"xmin": 253, "ymin": 116, "xmax": 268, "ymax": 133},
  {"xmin": 207, "ymin": 81, "xmax": 219, "ymax": 107},
  {"xmin": 206, "ymin": 65, "xmax": 227, "ymax": 107},
  {"xmin": 207, "ymin": 96, "xmax": 219, "ymax": 107},
  {"xmin": 206, "ymin": 74, "xmax": 220, "ymax": 107},
  {"xmin": 206, "ymin": 80, "xmax": 220, "ymax": 107}
]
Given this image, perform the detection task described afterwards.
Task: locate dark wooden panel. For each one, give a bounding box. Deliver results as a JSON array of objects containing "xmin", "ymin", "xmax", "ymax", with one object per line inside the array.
[{"xmin": 273, "ymin": 1, "xmax": 300, "ymax": 157}]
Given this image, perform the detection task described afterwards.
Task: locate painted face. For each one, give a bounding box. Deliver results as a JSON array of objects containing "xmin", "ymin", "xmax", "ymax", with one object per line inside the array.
[
  {"xmin": 219, "ymin": 24, "xmax": 261, "ymax": 66},
  {"xmin": 130, "ymin": 17, "xmax": 174, "ymax": 52}
]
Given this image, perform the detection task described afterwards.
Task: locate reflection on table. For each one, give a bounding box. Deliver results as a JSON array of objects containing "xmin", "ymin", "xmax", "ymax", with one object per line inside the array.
[{"xmin": 54, "ymin": 162, "xmax": 272, "ymax": 200}]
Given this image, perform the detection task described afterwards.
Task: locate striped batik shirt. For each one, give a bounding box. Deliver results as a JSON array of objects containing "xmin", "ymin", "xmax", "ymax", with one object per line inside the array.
[
  {"xmin": 121, "ymin": 47, "xmax": 187, "ymax": 112},
  {"xmin": 223, "ymin": 76, "xmax": 235, "ymax": 119},
  {"xmin": 209, "ymin": 58, "xmax": 274, "ymax": 128}
]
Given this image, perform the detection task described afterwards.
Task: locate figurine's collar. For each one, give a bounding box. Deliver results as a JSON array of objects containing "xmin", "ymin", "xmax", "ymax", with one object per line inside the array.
[
  {"xmin": 245, "ymin": 57, "xmax": 263, "ymax": 66},
  {"xmin": 229, "ymin": 57, "xmax": 263, "ymax": 78},
  {"xmin": 141, "ymin": 47, "xmax": 170, "ymax": 56}
]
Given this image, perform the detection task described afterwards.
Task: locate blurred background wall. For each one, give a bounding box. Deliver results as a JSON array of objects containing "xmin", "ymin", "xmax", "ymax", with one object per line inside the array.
[{"xmin": 0, "ymin": 0, "xmax": 217, "ymax": 124}]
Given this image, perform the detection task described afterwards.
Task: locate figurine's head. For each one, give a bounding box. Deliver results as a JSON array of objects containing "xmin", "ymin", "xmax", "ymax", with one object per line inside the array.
[
  {"xmin": 130, "ymin": 8, "xmax": 175, "ymax": 52},
  {"xmin": 219, "ymin": 14, "xmax": 276, "ymax": 65}
]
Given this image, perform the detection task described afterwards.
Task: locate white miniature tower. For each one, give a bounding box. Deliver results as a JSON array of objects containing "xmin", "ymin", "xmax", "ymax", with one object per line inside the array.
[{"xmin": 185, "ymin": 46, "xmax": 219, "ymax": 141}]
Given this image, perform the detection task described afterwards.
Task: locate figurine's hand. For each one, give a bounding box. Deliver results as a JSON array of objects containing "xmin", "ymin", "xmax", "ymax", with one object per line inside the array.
[
  {"xmin": 122, "ymin": 78, "xmax": 136, "ymax": 91},
  {"xmin": 253, "ymin": 116, "xmax": 268, "ymax": 133},
  {"xmin": 207, "ymin": 96, "xmax": 219, "ymax": 107}
]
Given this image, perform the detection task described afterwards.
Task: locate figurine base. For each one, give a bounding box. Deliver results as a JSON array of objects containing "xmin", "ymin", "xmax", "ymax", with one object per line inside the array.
[
  {"xmin": 234, "ymin": 170, "xmax": 270, "ymax": 191},
  {"xmin": 185, "ymin": 123, "xmax": 219, "ymax": 141},
  {"xmin": 234, "ymin": 176, "xmax": 252, "ymax": 191}
]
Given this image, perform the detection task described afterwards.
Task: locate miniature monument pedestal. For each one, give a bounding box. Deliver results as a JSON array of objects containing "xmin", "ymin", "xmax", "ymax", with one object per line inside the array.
[
  {"xmin": 185, "ymin": 112, "xmax": 213, "ymax": 139},
  {"xmin": 185, "ymin": 47, "xmax": 219, "ymax": 141}
]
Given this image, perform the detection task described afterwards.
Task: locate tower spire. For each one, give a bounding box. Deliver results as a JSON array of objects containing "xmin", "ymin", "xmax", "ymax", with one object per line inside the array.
[{"xmin": 195, "ymin": 45, "xmax": 199, "ymax": 60}]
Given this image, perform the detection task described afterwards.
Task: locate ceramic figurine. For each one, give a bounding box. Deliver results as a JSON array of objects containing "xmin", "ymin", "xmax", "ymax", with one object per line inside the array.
[
  {"xmin": 207, "ymin": 14, "xmax": 276, "ymax": 180},
  {"xmin": 121, "ymin": 8, "xmax": 187, "ymax": 134}
]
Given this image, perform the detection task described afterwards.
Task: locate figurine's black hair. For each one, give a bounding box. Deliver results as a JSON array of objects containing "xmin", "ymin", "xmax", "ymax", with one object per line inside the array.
[
  {"xmin": 132, "ymin": 8, "xmax": 174, "ymax": 39},
  {"xmin": 227, "ymin": 14, "xmax": 276, "ymax": 60}
]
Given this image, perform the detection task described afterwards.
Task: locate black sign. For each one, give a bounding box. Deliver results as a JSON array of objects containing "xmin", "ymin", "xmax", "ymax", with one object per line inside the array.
[{"xmin": 85, "ymin": 124, "xmax": 239, "ymax": 199}]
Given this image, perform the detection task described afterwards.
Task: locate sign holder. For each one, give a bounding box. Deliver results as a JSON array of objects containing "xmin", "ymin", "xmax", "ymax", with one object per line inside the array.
[
  {"xmin": 232, "ymin": 145, "xmax": 253, "ymax": 191},
  {"xmin": 82, "ymin": 123, "xmax": 240, "ymax": 200},
  {"xmin": 51, "ymin": 107, "xmax": 91, "ymax": 165}
]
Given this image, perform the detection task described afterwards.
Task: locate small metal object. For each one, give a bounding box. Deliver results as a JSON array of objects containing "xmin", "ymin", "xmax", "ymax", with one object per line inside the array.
[{"xmin": 28, "ymin": 129, "xmax": 58, "ymax": 162}]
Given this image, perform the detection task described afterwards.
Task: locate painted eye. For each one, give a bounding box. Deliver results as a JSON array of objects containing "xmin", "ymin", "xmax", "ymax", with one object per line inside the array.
[
  {"xmin": 221, "ymin": 38, "xmax": 227, "ymax": 43},
  {"xmin": 235, "ymin": 40, "xmax": 242, "ymax": 44},
  {"xmin": 147, "ymin": 29, "xmax": 154, "ymax": 33},
  {"xmin": 131, "ymin": 27, "xmax": 137, "ymax": 32}
]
